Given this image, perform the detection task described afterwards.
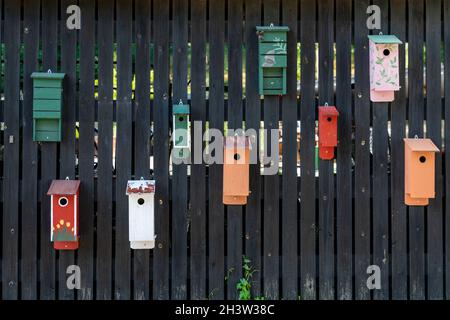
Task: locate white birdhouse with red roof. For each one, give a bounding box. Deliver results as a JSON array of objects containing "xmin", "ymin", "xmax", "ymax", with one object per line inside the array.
[
  {"xmin": 126, "ymin": 179, "xmax": 156, "ymax": 249},
  {"xmin": 47, "ymin": 179, "xmax": 80, "ymax": 250}
]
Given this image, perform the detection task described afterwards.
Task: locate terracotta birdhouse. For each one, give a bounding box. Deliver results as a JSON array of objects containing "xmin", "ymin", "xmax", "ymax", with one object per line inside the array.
[{"xmin": 47, "ymin": 179, "xmax": 80, "ymax": 250}]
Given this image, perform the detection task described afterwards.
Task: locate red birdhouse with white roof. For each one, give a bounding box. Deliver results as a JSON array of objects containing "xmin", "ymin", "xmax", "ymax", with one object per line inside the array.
[{"xmin": 47, "ymin": 179, "xmax": 80, "ymax": 250}]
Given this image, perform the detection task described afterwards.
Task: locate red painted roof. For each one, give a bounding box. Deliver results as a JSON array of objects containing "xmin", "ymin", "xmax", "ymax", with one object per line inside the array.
[{"xmin": 47, "ymin": 180, "xmax": 80, "ymax": 195}]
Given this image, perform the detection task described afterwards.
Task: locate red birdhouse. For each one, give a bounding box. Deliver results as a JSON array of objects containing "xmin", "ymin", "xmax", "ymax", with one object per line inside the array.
[
  {"xmin": 47, "ymin": 179, "xmax": 80, "ymax": 250},
  {"xmin": 318, "ymin": 105, "xmax": 339, "ymax": 160}
]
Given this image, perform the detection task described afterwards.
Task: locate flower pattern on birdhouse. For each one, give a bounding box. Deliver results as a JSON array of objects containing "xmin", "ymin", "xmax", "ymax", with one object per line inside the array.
[
  {"xmin": 262, "ymin": 40, "xmax": 287, "ymax": 67},
  {"xmin": 52, "ymin": 219, "xmax": 77, "ymax": 242},
  {"xmin": 369, "ymin": 42, "xmax": 400, "ymax": 90}
]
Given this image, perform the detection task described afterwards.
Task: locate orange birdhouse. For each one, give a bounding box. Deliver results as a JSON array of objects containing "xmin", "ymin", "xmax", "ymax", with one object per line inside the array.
[
  {"xmin": 318, "ymin": 105, "xmax": 339, "ymax": 160},
  {"xmin": 223, "ymin": 136, "xmax": 251, "ymax": 205},
  {"xmin": 404, "ymin": 138, "xmax": 439, "ymax": 206},
  {"xmin": 47, "ymin": 179, "xmax": 80, "ymax": 250}
]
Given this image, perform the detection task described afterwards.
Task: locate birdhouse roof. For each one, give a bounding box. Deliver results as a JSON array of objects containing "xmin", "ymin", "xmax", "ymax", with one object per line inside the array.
[
  {"xmin": 367, "ymin": 34, "xmax": 402, "ymax": 44},
  {"xmin": 224, "ymin": 136, "xmax": 252, "ymax": 149},
  {"xmin": 404, "ymin": 138, "xmax": 440, "ymax": 152},
  {"xmin": 173, "ymin": 104, "xmax": 190, "ymax": 115},
  {"xmin": 126, "ymin": 180, "xmax": 155, "ymax": 195},
  {"xmin": 31, "ymin": 72, "xmax": 66, "ymax": 80},
  {"xmin": 256, "ymin": 25, "xmax": 290, "ymax": 32},
  {"xmin": 47, "ymin": 180, "xmax": 80, "ymax": 195},
  {"xmin": 319, "ymin": 106, "xmax": 339, "ymax": 117}
]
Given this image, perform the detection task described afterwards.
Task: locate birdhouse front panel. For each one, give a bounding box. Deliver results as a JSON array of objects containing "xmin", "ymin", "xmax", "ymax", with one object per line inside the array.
[
  {"xmin": 173, "ymin": 104, "xmax": 190, "ymax": 149},
  {"xmin": 256, "ymin": 25, "xmax": 289, "ymax": 95},
  {"xmin": 31, "ymin": 72, "xmax": 65, "ymax": 142},
  {"xmin": 126, "ymin": 180, "xmax": 156, "ymax": 249},
  {"xmin": 223, "ymin": 136, "xmax": 251, "ymax": 205},
  {"xmin": 368, "ymin": 35, "xmax": 402, "ymax": 102},
  {"xmin": 404, "ymin": 138, "xmax": 439, "ymax": 206},
  {"xmin": 318, "ymin": 105, "xmax": 339, "ymax": 160},
  {"xmin": 47, "ymin": 180, "xmax": 80, "ymax": 250}
]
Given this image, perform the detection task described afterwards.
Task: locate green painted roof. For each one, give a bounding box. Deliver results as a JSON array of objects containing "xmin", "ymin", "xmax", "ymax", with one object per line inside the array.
[
  {"xmin": 256, "ymin": 25, "xmax": 289, "ymax": 32},
  {"xmin": 367, "ymin": 34, "xmax": 402, "ymax": 44},
  {"xmin": 31, "ymin": 72, "xmax": 66, "ymax": 80},
  {"xmin": 173, "ymin": 104, "xmax": 189, "ymax": 115}
]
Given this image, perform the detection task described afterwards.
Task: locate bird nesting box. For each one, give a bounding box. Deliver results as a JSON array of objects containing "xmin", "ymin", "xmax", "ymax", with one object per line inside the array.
[
  {"xmin": 368, "ymin": 34, "xmax": 402, "ymax": 102},
  {"xmin": 31, "ymin": 71, "xmax": 65, "ymax": 142},
  {"xmin": 126, "ymin": 179, "xmax": 156, "ymax": 249},
  {"xmin": 223, "ymin": 136, "xmax": 251, "ymax": 205},
  {"xmin": 47, "ymin": 179, "xmax": 80, "ymax": 250},
  {"xmin": 318, "ymin": 105, "xmax": 339, "ymax": 160},
  {"xmin": 256, "ymin": 24, "xmax": 289, "ymax": 95},
  {"xmin": 173, "ymin": 102, "xmax": 190, "ymax": 159},
  {"xmin": 404, "ymin": 138, "xmax": 439, "ymax": 206}
]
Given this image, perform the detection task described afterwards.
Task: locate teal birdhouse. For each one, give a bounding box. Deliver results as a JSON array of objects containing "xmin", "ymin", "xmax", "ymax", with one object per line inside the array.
[
  {"xmin": 256, "ymin": 24, "xmax": 289, "ymax": 95},
  {"xmin": 173, "ymin": 102, "xmax": 190, "ymax": 158},
  {"xmin": 31, "ymin": 71, "xmax": 65, "ymax": 142}
]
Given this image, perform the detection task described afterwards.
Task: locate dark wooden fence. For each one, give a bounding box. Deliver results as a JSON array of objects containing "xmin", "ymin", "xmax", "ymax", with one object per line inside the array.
[{"xmin": 0, "ymin": 0, "xmax": 449, "ymax": 300}]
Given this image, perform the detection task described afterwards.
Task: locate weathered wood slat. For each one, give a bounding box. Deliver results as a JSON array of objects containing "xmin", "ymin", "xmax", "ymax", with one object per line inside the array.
[
  {"xmin": 58, "ymin": 0, "xmax": 77, "ymax": 300},
  {"xmin": 318, "ymin": 0, "xmax": 335, "ymax": 300},
  {"xmin": 408, "ymin": 0, "xmax": 426, "ymax": 300},
  {"xmin": 153, "ymin": 0, "xmax": 171, "ymax": 300},
  {"xmin": 335, "ymin": 0, "xmax": 352, "ymax": 300},
  {"xmin": 172, "ymin": 0, "xmax": 189, "ymax": 300},
  {"xmin": 115, "ymin": 0, "xmax": 133, "ymax": 300},
  {"xmin": 353, "ymin": 0, "xmax": 371, "ymax": 300},
  {"xmin": 425, "ymin": 0, "xmax": 443, "ymax": 300},
  {"xmin": 96, "ymin": 0, "xmax": 114, "ymax": 300},
  {"xmin": 40, "ymin": 0, "xmax": 58, "ymax": 300},
  {"xmin": 282, "ymin": 0, "xmax": 299, "ymax": 300},
  {"xmin": 77, "ymin": 0, "xmax": 96, "ymax": 300},
  {"xmin": 2, "ymin": 0, "xmax": 20, "ymax": 300},
  {"xmin": 390, "ymin": 0, "xmax": 408, "ymax": 300},
  {"xmin": 133, "ymin": 0, "xmax": 152, "ymax": 300},
  {"xmin": 21, "ymin": 0, "xmax": 39, "ymax": 300},
  {"xmin": 190, "ymin": 0, "xmax": 207, "ymax": 300},
  {"xmin": 208, "ymin": 0, "xmax": 226, "ymax": 300},
  {"xmin": 263, "ymin": 0, "xmax": 281, "ymax": 300},
  {"xmin": 444, "ymin": 0, "xmax": 450, "ymax": 299},
  {"xmin": 226, "ymin": 0, "xmax": 243, "ymax": 300},
  {"xmin": 244, "ymin": 0, "xmax": 262, "ymax": 299}
]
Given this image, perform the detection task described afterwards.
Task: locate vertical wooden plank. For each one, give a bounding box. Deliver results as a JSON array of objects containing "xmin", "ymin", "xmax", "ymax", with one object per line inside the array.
[
  {"xmin": 172, "ymin": 0, "xmax": 189, "ymax": 300},
  {"xmin": 40, "ymin": 0, "xmax": 58, "ymax": 300},
  {"xmin": 208, "ymin": 0, "xmax": 225, "ymax": 300},
  {"xmin": 335, "ymin": 0, "xmax": 352, "ymax": 300},
  {"xmin": 371, "ymin": 0, "xmax": 389, "ymax": 300},
  {"xmin": 21, "ymin": 0, "xmax": 40, "ymax": 300},
  {"xmin": 408, "ymin": 0, "xmax": 425, "ymax": 300},
  {"xmin": 444, "ymin": 0, "xmax": 450, "ymax": 299},
  {"xmin": 263, "ymin": 0, "xmax": 280, "ymax": 300},
  {"xmin": 353, "ymin": 0, "xmax": 371, "ymax": 300},
  {"xmin": 2, "ymin": 0, "xmax": 20, "ymax": 300},
  {"xmin": 190, "ymin": 0, "xmax": 207, "ymax": 300},
  {"xmin": 78, "ymin": 0, "xmax": 95, "ymax": 300},
  {"xmin": 390, "ymin": 0, "xmax": 407, "ymax": 300},
  {"xmin": 317, "ymin": 0, "xmax": 335, "ymax": 300},
  {"xmin": 244, "ymin": 0, "xmax": 262, "ymax": 298},
  {"xmin": 59, "ymin": 0, "xmax": 77, "ymax": 300},
  {"xmin": 133, "ymin": 0, "xmax": 151, "ymax": 300},
  {"xmin": 115, "ymin": 0, "xmax": 132, "ymax": 300},
  {"xmin": 96, "ymin": 0, "xmax": 114, "ymax": 300},
  {"xmin": 425, "ymin": 0, "xmax": 443, "ymax": 300},
  {"xmin": 282, "ymin": 0, "xmax": 299, "ymax": 300},
  {"xmin": 153, "ymin": 0, "xmax": 170, "ymax": 300},
  {"xmin": 226, "ymin": 0, "xmax": 243, "ymax": 300}
]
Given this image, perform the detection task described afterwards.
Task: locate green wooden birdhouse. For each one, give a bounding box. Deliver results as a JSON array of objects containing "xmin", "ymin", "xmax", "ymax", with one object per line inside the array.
[
  {"xmin": 256, "ymin": 24, "xmax": 289, "ymax": 95},
  {"xmin": 31, "ymin": 71, "xmax": 65, "ymax": 142},
  {"xmin": 173, "ymin": 102, "xmax": 190, "ymax": 154}
]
